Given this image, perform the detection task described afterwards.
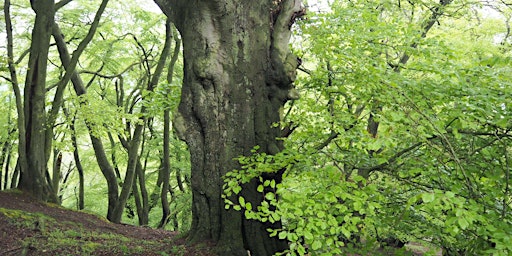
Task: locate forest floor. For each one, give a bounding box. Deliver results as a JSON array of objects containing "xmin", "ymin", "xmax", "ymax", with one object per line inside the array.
[
  {"xmin": 0, "ymin": 190, "xmax": 214, "ymax": 256},
  {"xmin": 0, "ymin": 189, "xmax": 442, "ymax": 256}
]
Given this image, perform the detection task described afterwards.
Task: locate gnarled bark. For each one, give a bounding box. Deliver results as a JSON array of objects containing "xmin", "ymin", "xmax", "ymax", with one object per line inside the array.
[{"xmin": 155, "ymin": 0, "xmax": 302, "ymax": 254}]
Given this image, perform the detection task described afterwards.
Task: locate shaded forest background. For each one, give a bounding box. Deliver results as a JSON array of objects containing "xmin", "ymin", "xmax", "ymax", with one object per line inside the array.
[{"xmin": 1, "ymin": 0, "xmax": 511, "ymax": 255}]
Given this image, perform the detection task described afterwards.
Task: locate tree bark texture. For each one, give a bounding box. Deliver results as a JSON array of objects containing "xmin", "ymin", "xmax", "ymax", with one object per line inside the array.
[
  {"xmin": 18, "ymin": 0, "xmax": 56, "ymax": 201},
  {"xmin": 155, "ymin": 0, "xmax": 302, "ymax": 255}
]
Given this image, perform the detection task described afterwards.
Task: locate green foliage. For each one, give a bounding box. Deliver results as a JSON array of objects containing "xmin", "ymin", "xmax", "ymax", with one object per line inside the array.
[
  {"xmin": 225, "ymin": 0, "xmax": 512, "ymax": 255},
  {"xmin": 3, "ymin": 0, "xmax": 511, "ymax": 254}
]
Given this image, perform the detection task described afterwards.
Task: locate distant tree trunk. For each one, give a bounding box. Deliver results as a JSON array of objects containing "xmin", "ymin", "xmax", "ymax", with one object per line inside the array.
[
  {"xmin": 0, "ymin": 128, "xmax": 15, "ymax": 191},
  {"xmin": 150, "ymin": 161, "xmax": 164, "ymax": 209},
  {"xmin": 155, "ymin": 0, "xmax": 302, "ymax": 254},
  {"xmin": 107, "ymin": 132, "xmax": 122, "ymax": 180},
  {"xmin": 52, "ymin": 22, "xmax": 119, "ymax": 219},
  {"xmin": 50, "ymin": 150, "xmax": 63, "ymax": 203},
  {"xmin": 17, "ymin": 0, "xmax": 55, "ymax": 201},
  {"xmin": 159, "ymin": 21, "xmax": 181, "ymax": 229},
  {"xmin": 132, "ymin": 172, "xmax": 143, "ymax": 223},
  {"xmin": 137, "ymin": 159, "xmax": 150, "ymax": 225},
  {"xmin": 0, "ymin": 143, "xmax": 5, "ymax": 190},
  {"xmin": 132, "ymin": 159, "xmax": 149, "ymax": 226},
  {"xmin": 66, "ymin": 111, "xmax": 85, "ymax": 210},
  {"xmin": 159, "ymin": 107, "xmax": 171, "ymax": 228},
  {"xmin": 10, "ymin": 161, "xmax": 19, "ymax": 189},
  {"xmin": 110, "ymin": 18, "xmax": 174, "ymax": 224},
  {"xmin": 76, "ymin": 159, "xmax": 84, "ymax": 210},
  {"xmin": 0, "ymin": 94, "xmax": 16, "ymax": 191},
  {"xmin": 4, "ymin": 0, "xmax": 23, "ymax": 192},
  {"xmin": 4, "ymin": 149, "xmax": 13, "ymax": 190}
]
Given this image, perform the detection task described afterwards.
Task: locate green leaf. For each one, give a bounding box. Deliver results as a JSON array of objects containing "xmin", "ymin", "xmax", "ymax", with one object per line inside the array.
[
  {"xmin": 278, "ymin": 231, "xmax": 287, "ymax": 240},
  {"xmin": 422, "ymin": 193, "xmax": 435, "ymax": 203},
  {"xmin": 311, "ymin": 240, "xmax": 322, "ymax": 250},
  {"xmin": 303, "ymin": 230, "xmax": 313, "ymax": 241},
  {"xmin": 341, "ymin": 226, "xmax": 351, "ymax": 238},
  {"xmin": 458, "ymin": 217, "xmax": 469, "ymax": 230}
]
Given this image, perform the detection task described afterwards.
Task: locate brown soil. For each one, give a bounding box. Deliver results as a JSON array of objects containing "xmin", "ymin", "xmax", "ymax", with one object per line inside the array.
[{"xmin": 0, "ymin": 190, "xmax": 215, "ymax": 256}]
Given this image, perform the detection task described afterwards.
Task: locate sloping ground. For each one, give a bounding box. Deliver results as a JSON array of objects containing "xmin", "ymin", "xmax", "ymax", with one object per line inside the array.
[{"xmin": 0, "ymin": 190, "xmax": 214, "ymax": 256}]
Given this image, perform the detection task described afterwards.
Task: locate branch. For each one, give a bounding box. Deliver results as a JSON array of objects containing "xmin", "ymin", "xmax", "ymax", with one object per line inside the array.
[
  {"xmin": 269, "ymin": 0, "xmax": 303, "ymax": 87},
  {"xmin": 55, "ymin": 0, "xmax": 73, "ymax": 10},
  {"xmin": 395, "ymin": 0, "xmax": 453, "ymax": 71},
  {"xmin": 15, "ymin": 48, "xmax": 30, "ymax": 65},
  {"xmin": 314, "ymin": 131, "xmax": 339, "ymax": 151},
  {"xmin": 357, "ymin": 140, "xmax": 428, "ymax": 173},
  {"xmin": 79, "ymin": 62, "xmax": 140, "ymax": 79},
  {"xmin": 446, "ymin": 128, "xmax": 512, "ymax": 138},
  {"xmin": 48, "ymin": 0, "xmax": 110, "ymax": 133}
]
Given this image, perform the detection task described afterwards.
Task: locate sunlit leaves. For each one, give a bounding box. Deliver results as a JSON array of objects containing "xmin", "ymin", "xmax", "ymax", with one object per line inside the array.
[{"xmin": 222, "ymin": 0, "xmax": 512, "ymax": 255}]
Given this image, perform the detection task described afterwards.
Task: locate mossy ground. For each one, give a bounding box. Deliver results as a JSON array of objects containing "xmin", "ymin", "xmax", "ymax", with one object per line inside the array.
[{"xmin": 0, "ymin": 190, "xmax": 213, "ymax": 256}]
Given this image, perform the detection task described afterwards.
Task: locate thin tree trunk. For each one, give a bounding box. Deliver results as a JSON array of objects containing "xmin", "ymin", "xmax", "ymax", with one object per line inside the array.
[
  {"xmin": 136, "ymin": 159, "xmax": 149, "ymax": 225},
  {"xmin": 159, "ymin": 108, "xmax": 171, "ymax": 229},
  {"xmin": 110, "ymin": 17, "xmax": 175, "ymax": 224},
  {"xmin": 4, "ymin": 0, "xmax": 25, "ymax": 193},
  {"xmin": 0, "ymin": 102, "xmax": 15, "ymax": 191},
  {"xmin": 132, "ymin": 172, "xmax": 143, "ymax": 224},
  {"xmin": 51, "ymin": 150, "xmax": 63, "ymax": 203},
  {"xmin": 149, "ymin": 161, "xmax": 164, "ymax": 209},
  {"xmin": 10, "ymin": 160, "xmax": 19, "ymax": 189},
  {"xmin": 3, "ymin": 148, "xmax": 13, "ymax": 190},
  {"xmin": 159, "ymin": 20, "xmax": 181, "ymax": 229},
  {"xmin": 0, "ymin": 131, "xmax": 14, "ymax": 190},
  {"xmin": 0, "ymin": 143, "xmax": 5, "ymax": 190},
  {"xmin": 44, "ymin": 0, "xmax": 110, "ymax": 167},
  {"xmin": 131, "ymin": 125, "xmax": 151, "ymax": 226},
  {"xmin": 107, "ymin": 132, "xmax": 122, "ymax": 180},
  {"xmin": 131, "ymin": 158, "xmax": 149, "ymax": 226},
  {"xmin": 64, "ymin": 106, "xmax": 86, "ymax": 210},
  {"xmin": 52, "ymin": 22, "xmax": 119, "ymax": 219}
]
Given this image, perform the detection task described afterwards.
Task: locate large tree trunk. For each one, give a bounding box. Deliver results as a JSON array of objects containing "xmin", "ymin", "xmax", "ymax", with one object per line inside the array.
[
  {"xmin": 155, "ymin": 1, "xmax": 302, "ymax": 255},
  {"xmin": 17, "ymin": 0, "xmax": 55, "ymax": 201}
]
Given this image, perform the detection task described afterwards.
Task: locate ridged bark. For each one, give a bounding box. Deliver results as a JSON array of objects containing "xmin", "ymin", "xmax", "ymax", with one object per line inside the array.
[{"xmin": 155, "ymin": 0, "xmax": 302, "ymax": 255}]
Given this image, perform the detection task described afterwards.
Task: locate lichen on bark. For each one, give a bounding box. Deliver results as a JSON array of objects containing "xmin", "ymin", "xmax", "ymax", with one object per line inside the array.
[{"xmin": 154, "ymin": 0, "xmax": 304, "ymax": 254}]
